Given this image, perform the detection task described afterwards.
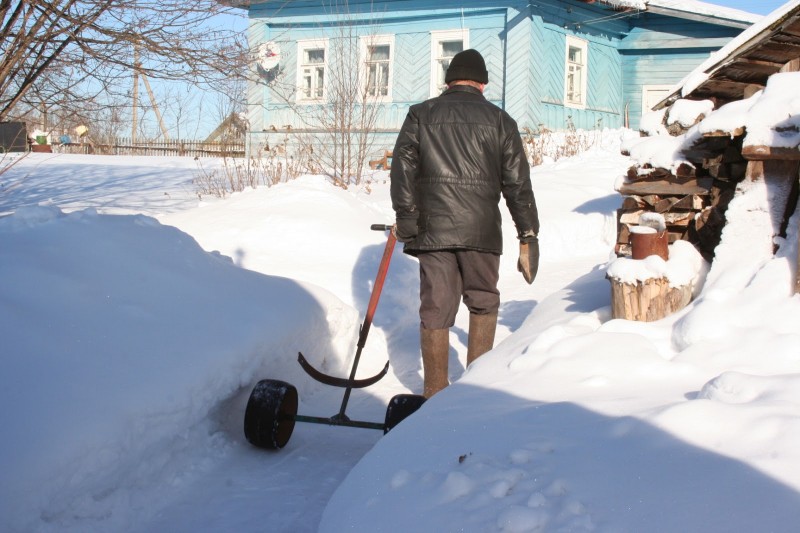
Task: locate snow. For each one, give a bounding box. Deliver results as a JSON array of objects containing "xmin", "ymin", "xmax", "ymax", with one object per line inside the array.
[
  {"xmin": 606, "ymin": 0, "xmax": 646, "ymax": 9},
  {"xmin": 696, "ymin": 72, "xmax": 800, "ymax": 149},
  {"xmin": 667, "ymin": 98, "xmax": 715, "ymax": 128},
  {"xmin": 627, "ymin": 72, "xmax": 800, "ymax": 177},
  {"xmin": 575, "ymin": 0, "xmax": 764, "ymax": 19},
  {"xmin": 620, "ymin": 128, "xmax": 699, "ymax": 172},
  {"xmin": 648, "ymin": 0, "xmax": 763, "ymax": 23},
  {"xmin": 678, "ymin": 0, "xmax": 794, "ymax": 97},
  {"xmin": 606, "ymin": 240, "xmax": 708, "ymax": 287},
  {"xmin": 639, "ymin": 108, "xmax": 668, "ymax": 136},
  {"xmin": 2, "ymin": 122, "xmax": 800, "ymax": 532}
]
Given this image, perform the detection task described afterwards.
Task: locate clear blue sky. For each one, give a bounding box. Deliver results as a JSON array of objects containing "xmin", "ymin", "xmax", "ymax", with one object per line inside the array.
[{"xmin": 708, "ymin": 0, "xmax": 793, "ymax": 15}]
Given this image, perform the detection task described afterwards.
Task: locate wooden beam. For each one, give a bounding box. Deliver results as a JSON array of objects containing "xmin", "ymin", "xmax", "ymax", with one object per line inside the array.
[
  {"xmin": 746, "ymin": 160, "xmax": 765, "ymax": 181},
  {"xmin": 618, "ymin": 37, "xmax": 735, "ymax": 51},
  {"xmin": 796, "ymin": 214, "xmax": 800, "ymax": 294},
  {"xmin": 780, "ymin": 58, "xmax": 800, "ymax": 72},
  {"xmin": 743, "ymin": 83, "xmax": 763, "ymax": 98},
  {"xmin": 703, "ymin": 127, "xmax": 745, "ymax": 138},
  {"xmin": 742, "ymin": 145, "xmax": 800, "ymax": 161},
  {"xmin": 618, "ymin": 178, "xmax": 713, "ymax": 196}
]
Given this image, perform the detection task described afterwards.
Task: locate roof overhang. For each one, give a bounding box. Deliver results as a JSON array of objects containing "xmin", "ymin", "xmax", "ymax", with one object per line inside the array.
[
  {"xmin": 218, "ymin": 0, "xmax": 761, "ymax": 23},
  {"xmin": 645, "ymin": 0, "xmax": 760, "ymax": 30},
  {"xmin": 655, "ymin": 3, "xmax": 800, "ymax": 110}
]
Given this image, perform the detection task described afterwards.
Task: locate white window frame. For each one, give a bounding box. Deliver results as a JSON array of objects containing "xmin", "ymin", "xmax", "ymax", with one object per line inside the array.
[
  {"xmin": 564, "ymin": 36, "xmax": 588, "ymax": 109},
  {"xmin": 360, "ymin": 34, "xmax": 394, "ymax": 102},
  {"xmin": 430, "ymin": 29, "xmax": 469, "ymax": 97},
  {"xmin": 296, "ymin": 38, "xmax": 328, "ymax": 104}
]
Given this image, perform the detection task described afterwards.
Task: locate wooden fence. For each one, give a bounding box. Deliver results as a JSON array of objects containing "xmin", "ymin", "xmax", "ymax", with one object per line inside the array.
[{"xmin": 56, "ymin": 137, "xmax": 245, "ymax": 158}]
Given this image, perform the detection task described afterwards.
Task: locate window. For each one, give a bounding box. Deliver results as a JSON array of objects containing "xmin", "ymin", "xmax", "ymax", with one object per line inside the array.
[
  {"xmin": 430, "ymin": 30, "xmax": 469, "ymax": 96},
  {"xmin": 641, "ymin": 85, "xmax": 673, "ymax": 116},
  {"xmin": 361, "ymin": 35, "xmax": 394, "ymax": 101},
  {"xmin": 297, "ymin": 39, "xmax": 327, "ymax": 102},
  {"xmin": 565, "ymin": 36, "xmax": 588, "ymax": 108}
]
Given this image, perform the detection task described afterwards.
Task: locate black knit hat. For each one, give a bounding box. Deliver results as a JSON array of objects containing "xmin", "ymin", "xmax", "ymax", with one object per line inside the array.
[{"xmin": 445, "ymin": 49, "xmax": 488, "ymax": 85}]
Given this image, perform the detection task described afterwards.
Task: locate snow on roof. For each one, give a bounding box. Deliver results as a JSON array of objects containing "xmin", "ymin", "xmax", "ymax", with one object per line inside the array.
[
  {"xmin": 671, "ymin": 1, "xmax": 799, "ymax": 98},
  {"xmin": 647, "ymin": 0, "xmax": 762, "ymax": 25},
  {"xmin": 625, "ymin": 70, "xmax": 800, "ymax": 172},
  {"xmin": 698, "ymin": 71, "xmax": 800, "ymax": 148},
  {"xmin": 603, "ymin": 0, "xmax": 647, "ymax": 9},
  {"xmin": 220, "ymin": 0, "xmax": 758, "ymax": 22}
]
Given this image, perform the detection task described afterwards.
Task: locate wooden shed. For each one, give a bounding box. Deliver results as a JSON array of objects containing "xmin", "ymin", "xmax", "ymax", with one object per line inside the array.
[{"xmin": 612, "ymin": 1, "xmax": 800, "ymax": 321}]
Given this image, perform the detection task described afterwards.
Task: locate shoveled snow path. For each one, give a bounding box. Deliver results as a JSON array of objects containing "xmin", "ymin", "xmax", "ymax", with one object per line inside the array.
[{"xmin": 131, "ymin": 253, "xmax": 606, "ymax": 533}]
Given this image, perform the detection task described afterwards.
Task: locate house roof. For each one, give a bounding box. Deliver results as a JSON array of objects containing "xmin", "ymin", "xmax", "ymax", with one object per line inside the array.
[
  {"xmin": 655, "ymin": 1, "xmax": 800, "ymax": 109},
  {"xmin": 646, "ymin": 0, "xmax": 760, "ymax": 28},
  {"xmin": 219, "ymin": 0, "xmax": 759, "ymax": 28}
]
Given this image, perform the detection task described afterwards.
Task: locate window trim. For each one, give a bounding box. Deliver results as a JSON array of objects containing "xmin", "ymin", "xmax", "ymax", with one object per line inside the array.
[
  {"xmin": 564, "ymin": 35, "xmax": 588, "ymax": 110},
  {"xmin": 360, "ymin": 34, "xmax": 395, "ymax": 102},
  {"xmin": 296, "ymin": 38, "xmax": 329, "ymax": 104},
  {"xmin": 429, "ymin": 29, "xmax": 469, "ymax": 97}
]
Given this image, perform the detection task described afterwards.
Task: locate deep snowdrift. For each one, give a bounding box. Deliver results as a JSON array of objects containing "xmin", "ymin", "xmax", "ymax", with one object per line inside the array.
[{"xmin": 2, "ymin": 127, "xmax": 800, "ymax": 532}]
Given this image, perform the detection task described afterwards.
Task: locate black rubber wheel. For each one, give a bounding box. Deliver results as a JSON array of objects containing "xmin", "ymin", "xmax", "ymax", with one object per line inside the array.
[
  {"xmin": 244, "ymin": 379, "xmax": 298, "ymax": 449},
  {"xmin": 384, "ymin": 394, "xmax": 426, "ymax": 434}
]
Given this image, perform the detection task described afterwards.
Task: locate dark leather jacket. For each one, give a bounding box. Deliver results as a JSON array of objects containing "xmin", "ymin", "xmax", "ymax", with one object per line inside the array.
[{"xmin": 390, "ymin": 84, "xmax": 539, "ymax": 256}]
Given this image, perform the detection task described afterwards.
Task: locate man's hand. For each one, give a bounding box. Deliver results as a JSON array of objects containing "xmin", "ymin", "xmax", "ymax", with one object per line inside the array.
[
  {"xmin": 517, "ymin": 235, "xmax": 539, "ymax": 284},
  {"xmin": 393, "ymin": 218, "xmax": 418, "ymax": 243}
]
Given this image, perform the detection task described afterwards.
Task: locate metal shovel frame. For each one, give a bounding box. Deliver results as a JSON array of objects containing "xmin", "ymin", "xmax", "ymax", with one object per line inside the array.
[{"xmin": 292, "ymin": 223, "xmax": 397, "ymax": 431}]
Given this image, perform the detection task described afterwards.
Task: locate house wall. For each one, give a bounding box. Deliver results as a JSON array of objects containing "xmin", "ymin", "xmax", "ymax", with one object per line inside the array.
[
  {"xmin": 619, "ymin": 13, "xmax": 743, "ymax": 130},
  {"xmin": 243, "ymin": 1, "xmax": 746, "ymax": 156}
]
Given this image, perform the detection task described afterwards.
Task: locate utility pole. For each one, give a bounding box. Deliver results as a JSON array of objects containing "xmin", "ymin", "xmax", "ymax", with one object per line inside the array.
[
  {"xmin": 131, "ymin": 44, "xmax": 170, "ymax": 142},
  {"xmin": 132, "ymin": 46, "xmax": 139, "ymax": 144}
]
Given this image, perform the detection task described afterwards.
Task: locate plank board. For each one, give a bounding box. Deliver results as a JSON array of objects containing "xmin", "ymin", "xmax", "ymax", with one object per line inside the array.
[
  {"xmin": 618, "ymin": 177, "xmax": 713, "ymax": 196},
  {"xmin": 742, "ymin": 145, "xmax": 800, "ymax": 160}
]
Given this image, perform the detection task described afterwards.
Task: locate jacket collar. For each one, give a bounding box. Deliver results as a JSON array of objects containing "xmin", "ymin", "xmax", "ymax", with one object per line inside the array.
[{"xmin": 441, "ymin": 84, "xmax": 485, "ymax": 98}]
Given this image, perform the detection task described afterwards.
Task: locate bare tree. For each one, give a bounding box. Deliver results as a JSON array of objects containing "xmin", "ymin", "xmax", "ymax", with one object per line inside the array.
[
  {"xmin": 263, "ymin": 12, "xmax": 385, "ymax": 187},
  {"xmin": 0, "ymin": 1, "xmax": 247, "ymax": 129}
]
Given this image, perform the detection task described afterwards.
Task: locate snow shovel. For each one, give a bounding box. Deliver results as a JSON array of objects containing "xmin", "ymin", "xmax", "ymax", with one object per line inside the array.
[{"xmin": 244, "ymin": 224, "xmax": 426, "ymax": 450}]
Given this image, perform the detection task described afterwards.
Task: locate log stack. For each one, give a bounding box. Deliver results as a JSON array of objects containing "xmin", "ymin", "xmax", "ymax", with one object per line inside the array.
[
  {"xmin": 615, "ymin": 162, "xmax": 714, "ymax": 257},
  {"xmin": 616, "ymin": 126, "xmax": 756, "ymax": 262}
]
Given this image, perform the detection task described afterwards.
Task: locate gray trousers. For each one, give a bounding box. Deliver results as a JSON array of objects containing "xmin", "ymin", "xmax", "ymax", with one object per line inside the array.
[{"xmin": 417, "ymin": 250, "xmax": 500, "ymax": 329}]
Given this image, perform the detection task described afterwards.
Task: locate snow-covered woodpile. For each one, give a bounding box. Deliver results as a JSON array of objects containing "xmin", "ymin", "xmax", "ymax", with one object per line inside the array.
[
  {"xmin": 616, "ymin": 4, "xmax": 800, "ymax": 265},
  {"xmin": 610, "ymin": 2, "xmax": 800, "ymax": 318}
]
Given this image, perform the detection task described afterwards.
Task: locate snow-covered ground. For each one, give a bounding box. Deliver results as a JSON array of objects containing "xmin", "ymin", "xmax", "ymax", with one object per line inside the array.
[{"xmin": 2, "ymin": 126, "xmax": 799, "ymax": 532}]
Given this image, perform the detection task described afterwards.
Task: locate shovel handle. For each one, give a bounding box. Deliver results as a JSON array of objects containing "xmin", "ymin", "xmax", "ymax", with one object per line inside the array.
[{"xmin": 370, "ymin": 224, "xmax": 392, "ymax": 232}]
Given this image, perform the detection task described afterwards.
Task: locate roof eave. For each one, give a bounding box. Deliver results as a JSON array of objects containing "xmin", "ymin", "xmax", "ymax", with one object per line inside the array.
[{"xmin": 646, "ymin": 4, "xmax": 758, "ymax": 30}]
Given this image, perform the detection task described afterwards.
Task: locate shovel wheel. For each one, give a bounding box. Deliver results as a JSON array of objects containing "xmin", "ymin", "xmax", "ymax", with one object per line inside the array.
[
  {"xmin": 384, "ymin": 394, "xmax": 427, "ymax": 434},
  {"xmin": 244, "ymin": 379, "xmax": 298, "ymax": 449}
]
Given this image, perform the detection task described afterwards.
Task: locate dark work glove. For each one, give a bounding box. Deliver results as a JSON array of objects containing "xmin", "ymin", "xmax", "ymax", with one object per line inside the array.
[
  {"xmin": 517, "ymin": 236, "xmax": 539, "ymax": 284},
  {"xmin": 393, "ymin": 218, "xmax": 418, "ymax": 243}
]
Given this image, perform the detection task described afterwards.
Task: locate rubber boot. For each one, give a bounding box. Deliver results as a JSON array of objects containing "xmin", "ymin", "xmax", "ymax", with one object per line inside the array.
[
  {"xmin": 466, "ymin": 312, "xmax": 497, "ymax": 367},
  {"xmin": 421, "ymin": 326, "xmax": 450, "ymax": 398}
]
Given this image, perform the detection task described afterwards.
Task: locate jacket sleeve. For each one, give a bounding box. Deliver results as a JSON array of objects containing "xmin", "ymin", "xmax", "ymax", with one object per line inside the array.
[
  {"xmin": 500, "ymin": 114, "xmax": 540, "ymax": 236},
  {"xmin": 390, "ymin": 107, "xmax": 421, "ymax": 221}
]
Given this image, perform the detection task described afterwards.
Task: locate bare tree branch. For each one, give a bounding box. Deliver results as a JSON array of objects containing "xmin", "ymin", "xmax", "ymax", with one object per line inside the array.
[{"xmin": 0, "ymin": 0, "xmax": 247, "ymax": 124}]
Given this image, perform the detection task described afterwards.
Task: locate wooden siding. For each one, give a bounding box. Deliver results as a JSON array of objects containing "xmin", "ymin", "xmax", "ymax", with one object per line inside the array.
[
  {"xmin": 243, "ymin": 0, "xmax": 748, "ymax": 153},
  {"xmin": 526, "ymin": 8, "xmax": 624, "ymax": 131},
  {"xmin": 254, "ymin": 8, "xmax": 508, "ymax": 131},
  {"xmin": 506, "ymin": 11, "xmax": 535, "ymax": 127},
  {"xmin": 619, "ymin": 14, "xmax": 741, "ymax": 130},
  {"xmin": 620, "ymin": 13, "xmax": 743, "ymax": 50},
  {"xmin": 622, "ymin": 51, "xmax": 716, "ymax": 130}
]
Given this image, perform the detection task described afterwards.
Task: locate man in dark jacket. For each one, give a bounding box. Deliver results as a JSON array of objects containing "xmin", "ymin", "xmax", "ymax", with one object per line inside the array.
[{"xmin": 390, "ymin": 48, "xmax": 540, "ymax": 398}]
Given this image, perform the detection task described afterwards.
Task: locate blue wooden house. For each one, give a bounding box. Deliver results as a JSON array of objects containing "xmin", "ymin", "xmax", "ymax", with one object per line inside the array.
[{"xmin": 221, "ymin": 0, "xmax": 758, "ymax": 161}]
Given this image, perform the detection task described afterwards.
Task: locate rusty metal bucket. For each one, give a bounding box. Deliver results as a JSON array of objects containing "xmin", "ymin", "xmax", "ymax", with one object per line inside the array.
[{"xmin": 630, "ymin": 226, "xmax": 669, "ymax": 260}]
